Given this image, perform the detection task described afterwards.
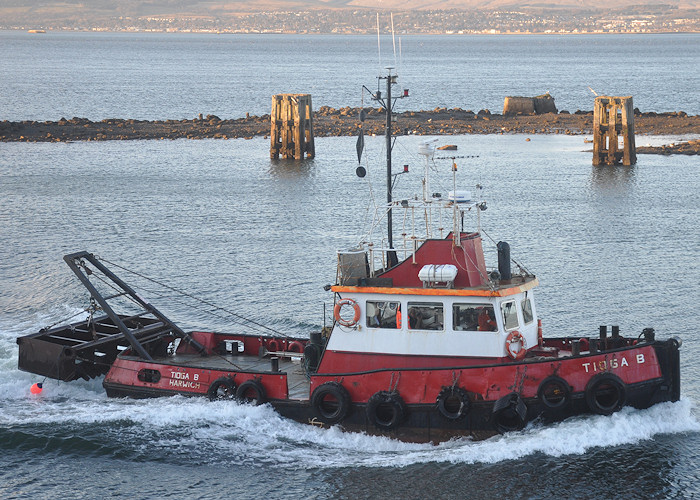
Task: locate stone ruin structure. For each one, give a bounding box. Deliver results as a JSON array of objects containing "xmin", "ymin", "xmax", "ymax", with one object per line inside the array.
[{"xmin": 503, "ymin": 94, "xmax": 557, "ymax": 115}]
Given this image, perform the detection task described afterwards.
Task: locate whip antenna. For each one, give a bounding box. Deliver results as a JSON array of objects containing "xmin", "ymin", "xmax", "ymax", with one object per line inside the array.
[
  {"xmin": 376, "ymin": 12, "xmax": 382, "ymax": 74},
  {"xmin": 391, "ymin": 12, "xmax": 397, "ymax": 69}
]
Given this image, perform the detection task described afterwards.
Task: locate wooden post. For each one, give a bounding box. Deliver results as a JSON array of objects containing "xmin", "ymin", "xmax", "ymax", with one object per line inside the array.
[
  {"xmin": 270, "ymin": 94, "xmax": 315, "ymax": 160},
  {"xmin": 620, "ymin": 98, "xmax": 636, "ymax": 166},
  {"xmin": 593, "ymin": 96, "xmax": 636, "ymax": 166}
]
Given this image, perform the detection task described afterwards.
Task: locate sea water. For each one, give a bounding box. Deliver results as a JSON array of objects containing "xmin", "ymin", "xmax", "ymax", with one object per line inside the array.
[
  {"xmin": 1, "ymin": 32, "xmax": 699, "ymax": 121},
  {"xmin": 1, "ymin": 33, "xmax": 700, "ymax": 499}
]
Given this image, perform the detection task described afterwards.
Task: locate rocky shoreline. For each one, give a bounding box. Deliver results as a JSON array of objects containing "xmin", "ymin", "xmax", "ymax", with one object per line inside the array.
[{"xmin": 2, "ymin": 108, "xmax": 698, "ymax": 155}]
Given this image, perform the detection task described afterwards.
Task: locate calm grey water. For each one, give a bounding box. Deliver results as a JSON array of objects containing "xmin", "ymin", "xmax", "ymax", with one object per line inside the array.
[
  {"xmin": 1, "ymin": 33, "xmax": 700, "ymax": 499},
  {"xmin": 1, "ymin": 31, "xmax": 699, "ymax": 121}
]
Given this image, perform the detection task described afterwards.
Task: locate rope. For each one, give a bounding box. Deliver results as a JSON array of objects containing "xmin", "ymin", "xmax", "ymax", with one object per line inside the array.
[
  {"xmin": 86, "ymin": 267, "xmax": 144, "ymax": 310},
  {"xmin": 451, "ymin": 370, "xmax": 460, "ymax": 390},
  {"xmin": 450, "ymin": 241, "xmax": 493, "ymax": 290},
  {"xmin": 42, "ymin": 307, "xmax": 91, "ymax": 332},
  {"xmin": 98, "ymin": 257, "xmax": 289, "ymax": 338}
]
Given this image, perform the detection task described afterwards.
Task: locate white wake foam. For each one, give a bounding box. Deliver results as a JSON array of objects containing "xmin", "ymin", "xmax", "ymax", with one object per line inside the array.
[
  {"xmin": 2, "ymin": 383, "xmax": 697, "ymax": 469},
  {"xmin": 2, "ymin": 316, "xmax": 698, "ymax": 468}
]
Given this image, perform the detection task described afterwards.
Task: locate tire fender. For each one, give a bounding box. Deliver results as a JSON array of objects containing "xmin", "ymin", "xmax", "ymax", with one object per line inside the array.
[
  {"xmin": 492, "ymin": 392, "xmax": 528, "ymax": 433},
  {"xmin": 366, "ymin": 391, "xmax": 406, "ymax": 431},
  {"xmin": 436, "ymin": 386, "xmax": 471, "ymax": 420},
  {"xmin": 585, "ymin": 373, "xmax": 626, "ymax": 415},
  {"xmin": 311, "ymin": 381, "xmax": 351, "ymax": 424},
  {"xmin": 537, "ymin": 376, "xmax": 571, "ymax": 411},
  {"xmin": 236, "ymin": 379, "xmax": 267, "ymax": 405},
  {"xmin": 207, "ymin": 377, "xmax": 236, "ymax": 401}
]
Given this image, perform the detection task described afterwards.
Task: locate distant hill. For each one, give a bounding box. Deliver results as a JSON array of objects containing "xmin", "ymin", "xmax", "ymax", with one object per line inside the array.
[
  {"xmin": 1, "ymin": 0, "xmax": 697, "ymax": 29},
  {"xmin": 1, "ymin": 0, "xmax": 698, "ymax": 15},
  {"xmin": 313, "ymin": 0, "xmax": 699, "ymax": 7}
]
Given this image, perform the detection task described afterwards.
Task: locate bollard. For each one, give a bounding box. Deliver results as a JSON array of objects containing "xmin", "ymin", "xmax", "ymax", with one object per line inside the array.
[{"xmin": 571, "ymin": 339, "xmax": 581, "ymax": 356}]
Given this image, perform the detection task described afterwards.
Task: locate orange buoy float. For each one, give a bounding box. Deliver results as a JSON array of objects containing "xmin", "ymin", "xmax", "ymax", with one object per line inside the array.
[
  {"xmin": 30, "ymin": 382, "xmax": 43, "ymax": 394},
  {"xmin": 505, "ymin": 330, "xmax": 527, "ymax": 360},
  {"xmin": 333, "ymin": 298, "xmax": 361, "ymax": 327}
]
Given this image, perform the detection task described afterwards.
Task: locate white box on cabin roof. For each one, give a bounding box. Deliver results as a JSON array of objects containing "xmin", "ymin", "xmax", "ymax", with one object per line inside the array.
[{"xmin": 418, "ymin": 264, "xmax": 458, "ymax": 288}]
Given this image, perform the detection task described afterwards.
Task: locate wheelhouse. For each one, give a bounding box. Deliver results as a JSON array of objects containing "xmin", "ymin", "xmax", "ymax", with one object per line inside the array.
[{"xmin": 327, "ymin": 279, "xmax": 538, "ymax": 363}]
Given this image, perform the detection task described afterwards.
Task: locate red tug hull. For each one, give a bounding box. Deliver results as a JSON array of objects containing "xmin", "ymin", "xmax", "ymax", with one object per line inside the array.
[{"xmin": 100, "ymin": 329, "xmax": 680, "ymax": 442}]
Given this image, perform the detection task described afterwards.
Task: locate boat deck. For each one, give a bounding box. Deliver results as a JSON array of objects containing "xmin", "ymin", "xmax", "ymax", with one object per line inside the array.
[{"xmin": 153, "ymin": 352, "xmax": 312, "ymax": 400}]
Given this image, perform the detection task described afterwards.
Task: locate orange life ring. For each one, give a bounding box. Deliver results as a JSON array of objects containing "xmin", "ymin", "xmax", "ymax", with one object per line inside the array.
[
  {"xmin": 334, "ymin": 298, "xmax": 361, "ymax": 327},
  {"xmin": 505, "ymin": 330, "xmax": 527, "ymax": 360},
  {"xmin": 578, "ymin": 337, "xmax": 589, "ymax": 351},
  {"xmin": 267, "ymin": 339, "xmax": 280, "ymax": 352},
  {"xmin": 288, "ymin": 340, "xmax": 304, "ymax": 353}
]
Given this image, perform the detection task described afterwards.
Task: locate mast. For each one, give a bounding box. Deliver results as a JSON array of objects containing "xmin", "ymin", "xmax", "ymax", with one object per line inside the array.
[
  {"xmin": 363, "ymin": 67, "xmax": 408, "ymax": 268},
  {"xmin": 385, "ymin": 70, "xmax": 394, "ymax": 254}
]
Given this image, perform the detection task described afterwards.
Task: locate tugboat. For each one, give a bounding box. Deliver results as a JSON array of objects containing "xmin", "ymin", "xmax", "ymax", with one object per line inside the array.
[{"xmin": 17, "ymin": 70, "xmax": 681, "ymax": 442}]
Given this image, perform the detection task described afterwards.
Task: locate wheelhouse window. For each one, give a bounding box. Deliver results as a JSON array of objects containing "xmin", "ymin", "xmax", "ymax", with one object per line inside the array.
[
  {"xmin": 407, "ymin": 302, "xmax": 444, "ymax": 331},
  {"xmin": 501, "ymin": 301, "xmax": 520, "ymax": 331},
  {"xmin": 521, "ymin": 298, "xmax": 534, "ymax": 325},
  {"xmin": 453, "ymin": 303, "xmax": 497, "ymax": 332},
  {"xmin": 366, "ymin": 301, "xmax": 401, "ymax": 329}
]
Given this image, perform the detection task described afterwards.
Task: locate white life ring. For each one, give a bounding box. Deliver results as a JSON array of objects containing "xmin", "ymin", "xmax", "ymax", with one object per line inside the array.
[
  {"xmin": 334, "ymin": 298, "xmax": 361, "ymax": 327},
  {"xmin": 505, "ymin": 330, "xmax": 527, "ymax": 360}
]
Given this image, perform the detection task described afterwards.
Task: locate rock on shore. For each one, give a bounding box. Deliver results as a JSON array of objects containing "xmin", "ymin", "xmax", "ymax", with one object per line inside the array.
[
  {"xmin": 637, "ymin": 139, "xmax": 700, "ymax": 156},
  {"xmin": 1, "ymin": 108, "xmax": 698, "ymax": 154}
]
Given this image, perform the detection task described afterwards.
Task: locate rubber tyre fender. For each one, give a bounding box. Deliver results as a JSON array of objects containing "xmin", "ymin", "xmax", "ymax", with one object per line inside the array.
[
  {"xmin": 668, "ymin": 337, "xmax": 682, "ymax": 349},
  {"xmin": 207, "ymin": 377, "xmax": 237, "ymax": 401},
  {"xmin": 436, "ymin": 386, "xmax": 471, "ymax": 420},
  {"xmin": 585, "ymin": 373, "xmax": 626, "ymax": 415},
  {"xmin": 366, "ymin": 391, "xmax": 407, "ymax": 431},
  {"xmin": 236, "ymin": 379, "xmax": 267, "ymax": 406},
  {"xmin": 311, "ymin": 381, "xmax": 351, "ymax": 425},
  {"xmin": 492, "ymin": 392, "xmax": 528, "ymax": 434},
  {"xmin": 537, "ymin": 376, "xmax": 571, "ymax": 411}
]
